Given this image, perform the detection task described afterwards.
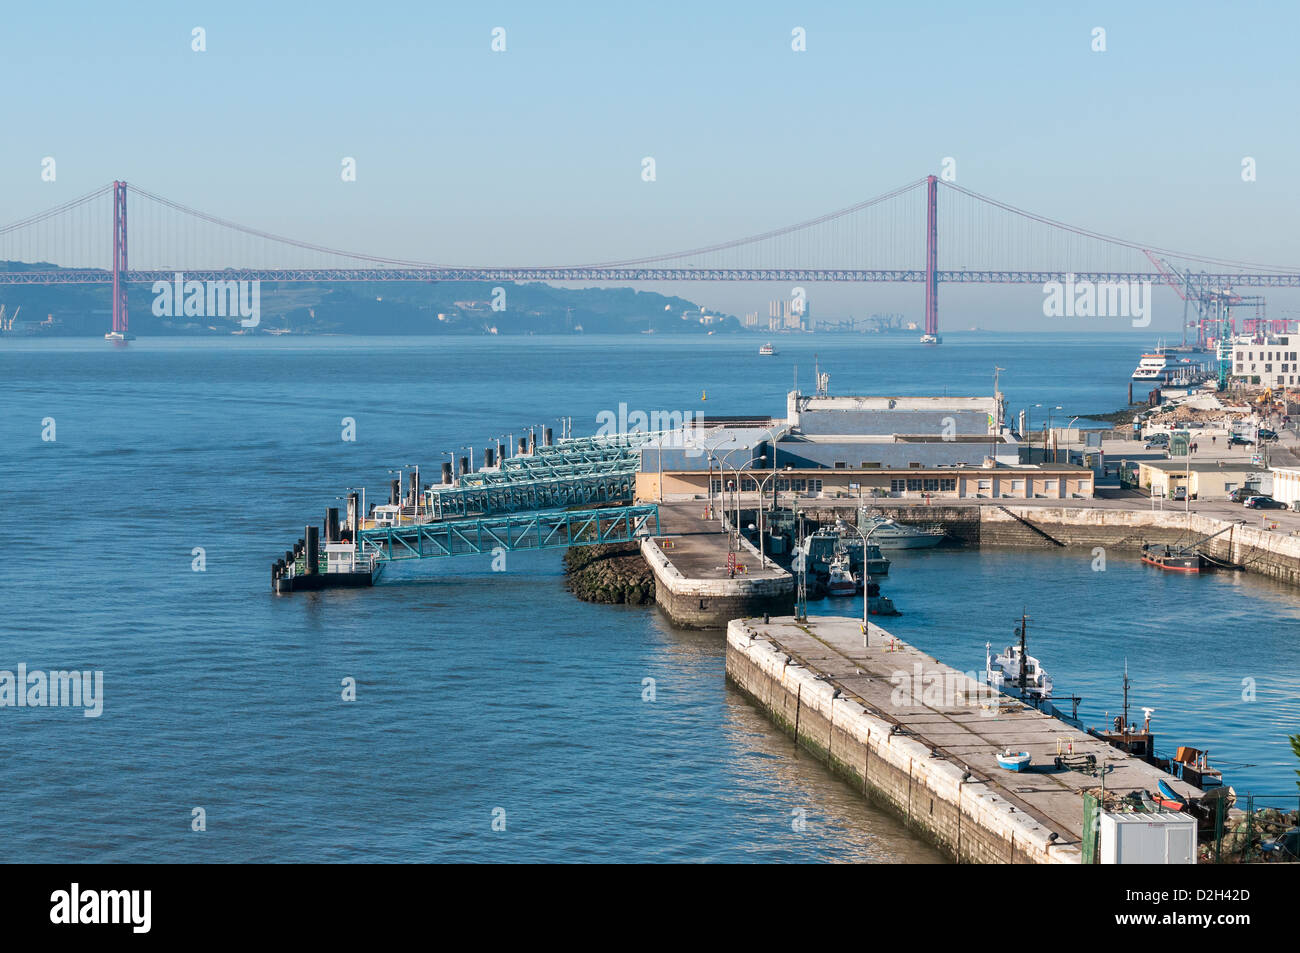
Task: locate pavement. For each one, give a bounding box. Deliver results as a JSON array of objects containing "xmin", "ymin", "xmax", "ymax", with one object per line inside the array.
[
  {"xmin": 743, "ymin": 615, "xmax": 1206, "ymax": 849},
  {"xmin": 652, "ymin": 499, "xmax": 787, "ymax": 580}
]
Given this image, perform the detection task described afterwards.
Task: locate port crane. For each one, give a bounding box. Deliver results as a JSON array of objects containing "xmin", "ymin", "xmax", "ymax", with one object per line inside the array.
[
  {"xmin": 1146, "ymin": 254, "xmax": 1268, "ymax": 390},
  {"xmin": 0, "ymin": 304, "xmax": 18, "ymax": 331}
]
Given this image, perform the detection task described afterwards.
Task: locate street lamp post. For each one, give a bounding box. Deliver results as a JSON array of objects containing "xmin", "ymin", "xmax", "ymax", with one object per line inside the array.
[
  {"xmin": 719, "ymin": 454, "xmax": 766, "ymax": 572},
  {"xmin": 754, "ymin": 472, "xmax": 776, "ymax": 567},
  {"xmin": 837, "ymin": 518, "xmax": 879, "ymax": 646}
]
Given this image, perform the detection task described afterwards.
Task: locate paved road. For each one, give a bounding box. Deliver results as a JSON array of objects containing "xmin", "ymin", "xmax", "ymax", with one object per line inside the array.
[{"xmin": 653, "ymin": 500, "xmax": 787, "ymax": 581}]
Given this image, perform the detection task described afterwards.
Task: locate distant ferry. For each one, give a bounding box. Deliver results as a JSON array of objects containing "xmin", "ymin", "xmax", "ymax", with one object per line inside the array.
[
  {"xmin": 758, "ymin": 342, "xmax": 776, "ymax": 355},
  {"xmin": 919, "ymin": 333, "xmax": 941, "ymax": 345},
  {"xmin": 104, "ymin": 331, "xmax": 135, "ymax": 343},
  {"xmin": 1131, "ymin": 345, "xmax": 1205, "ymax": 384}
]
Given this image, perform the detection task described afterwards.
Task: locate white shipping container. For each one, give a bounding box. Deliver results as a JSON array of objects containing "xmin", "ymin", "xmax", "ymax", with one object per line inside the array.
[{"xmin": 1100, "ymin": 811, "xmax": 1197, "ymax": 864}]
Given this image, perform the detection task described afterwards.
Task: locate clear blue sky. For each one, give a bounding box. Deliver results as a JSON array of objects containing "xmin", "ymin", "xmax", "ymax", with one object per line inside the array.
[{"xmin": 3, "ymin": 0, "xmax": 1298, "ymax": 329}]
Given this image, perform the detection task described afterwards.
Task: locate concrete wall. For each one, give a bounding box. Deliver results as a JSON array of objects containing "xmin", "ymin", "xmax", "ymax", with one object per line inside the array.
[
  {"xmin": 641, "ymin": 535, "xmax": 793, "ymax": 628},
  {"xmin": 981, "ymin": 506, "xmax": 1300, "ymax": 586},
  {"xmin": 725, "ymin": 621, "xmax": 1077, "ymax": 864}
]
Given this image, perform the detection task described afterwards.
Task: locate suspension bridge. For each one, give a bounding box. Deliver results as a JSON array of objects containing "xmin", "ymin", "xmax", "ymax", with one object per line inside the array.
[{"xmin": 3, "ymin": 176, "xmax": 1298, "ymax": 343}]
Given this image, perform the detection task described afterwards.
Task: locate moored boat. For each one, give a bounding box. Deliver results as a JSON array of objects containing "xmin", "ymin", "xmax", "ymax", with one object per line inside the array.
[
  {"xmin": 986, "ymin": 612, "xmax": 1053, "ymax": 700},
  {"xmin": 996, "ymin": 750, "xmax": 1031, "ymax": 772},
  {"xmin": 825, "ymin": 553, "xmax": 857, "ymax": 596},
  {"xmin": 859, "ymin": 514, "xmax": 945, "ymax": 549},
  {"xmin": 865, "ymin": 580, "xmax": 899, "ymax": 616},
  {"xmin": 1140, "ymin": 543, "xmax": 1202, "ymax": 572}
]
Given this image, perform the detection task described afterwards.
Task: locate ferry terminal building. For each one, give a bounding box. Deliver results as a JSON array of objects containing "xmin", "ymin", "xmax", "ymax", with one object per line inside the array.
[{"xmin": 635, "ymin": 391, "xmax": 1094, "ymax": 502}]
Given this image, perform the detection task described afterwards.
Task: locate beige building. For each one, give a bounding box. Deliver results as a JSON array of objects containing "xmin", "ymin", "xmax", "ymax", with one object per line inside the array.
[
  {"xmin": 1137, "ymin": 460, "xmax": 1262, "ymax": 500},
  {"xmin": 637, "ymin": 463, "xmax": 1093, "ymax": 503}
]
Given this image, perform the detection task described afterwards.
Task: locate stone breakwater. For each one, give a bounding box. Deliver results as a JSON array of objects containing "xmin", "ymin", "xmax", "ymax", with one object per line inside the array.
[{"xmin": 563, "ymin": 542, "xmax": 655, "ymax": 605}]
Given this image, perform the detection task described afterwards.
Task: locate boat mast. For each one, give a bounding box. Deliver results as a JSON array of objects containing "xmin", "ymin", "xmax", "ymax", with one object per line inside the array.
[
  {"xmin": 1122, "ymin": 659, "xmax": 1130, "ymax": 733},
  {"xmin": 1017, "ymin": 609, "xmax": 1029, "ymax": 697}
]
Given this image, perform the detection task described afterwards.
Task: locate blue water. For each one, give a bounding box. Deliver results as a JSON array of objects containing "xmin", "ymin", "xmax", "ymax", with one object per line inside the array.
[{"xmin": 1, "ymin": 332, "xmax": 1294, "ymax": 862}]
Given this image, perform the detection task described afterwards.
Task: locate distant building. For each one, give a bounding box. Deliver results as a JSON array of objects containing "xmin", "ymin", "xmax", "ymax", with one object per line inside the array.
[
  {"xmin": 1137, "ymin": 460, "xmax": 1264, "ymax": 500},
  {"xmin": 1232, "ymin": 334, "xmax": 1298, "ymax": 388},
  {"xmin": 768, "ymin": 299, "xmax": 804, "ymax": 331}
]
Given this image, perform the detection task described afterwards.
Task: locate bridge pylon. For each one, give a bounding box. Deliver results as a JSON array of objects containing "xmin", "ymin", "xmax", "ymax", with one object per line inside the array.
[
  {"xmin": 111, "ymin": 181, "xmax": 128, "ymax": 337},
  {"xmin": 923, "ymin": 174, "xmax": 939, "ymax": 344}
]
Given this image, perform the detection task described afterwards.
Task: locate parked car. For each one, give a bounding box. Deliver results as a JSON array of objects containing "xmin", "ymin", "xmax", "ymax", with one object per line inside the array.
[
  {"xmin": 1144, "ymin": 433, "xmax": 1169, "ymax": 449},
  {"xmin": 1228, "ymin": 434, "xmax": 1255, "ymax": 446},
  {"xmin": 1258, "ymin": 428, "xmax": 1280, "ymax": 442},
  {"xmin": 1244, "ymin": 496, "xmax": 1287, "ymax": 510},
  {"xmin": 1230, "ymin": 487, "xmax": 1259, "ymax": 503}
]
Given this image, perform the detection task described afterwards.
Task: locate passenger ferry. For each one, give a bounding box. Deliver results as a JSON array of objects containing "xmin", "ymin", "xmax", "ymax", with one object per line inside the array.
[
  {"xmin": 1131, "ymin": 348, "xmax": 1175, "ymax": 382},
  {"xmin": 758, "ymin": 342, "xmax": 776, "ymax": 356},
  {"xmin": 1131, "ymin": 344, "xmax": 1209, "ymax": 385}
]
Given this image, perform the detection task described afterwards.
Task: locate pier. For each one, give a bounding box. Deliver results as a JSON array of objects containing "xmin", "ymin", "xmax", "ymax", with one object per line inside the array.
[
  {"xmin": 641, "ymin": 501, "xmax": 792, "ymax": 628},
  {"xmin": 726, "ymin": 615, "xmax": 1207, "ymax": 864}
]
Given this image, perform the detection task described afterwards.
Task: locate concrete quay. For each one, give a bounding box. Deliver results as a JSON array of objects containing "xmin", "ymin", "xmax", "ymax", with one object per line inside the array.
[
  {"xmin": 726, "ymin": 615, "xmax": 1206, "ymax": 864},
  {"xmin": 789, "ymin": 494, "xmax": 1300, "ymax": 587},
  {"xmin": 641, "ymin": 501, "xmax": 792, "ymax": 628}
]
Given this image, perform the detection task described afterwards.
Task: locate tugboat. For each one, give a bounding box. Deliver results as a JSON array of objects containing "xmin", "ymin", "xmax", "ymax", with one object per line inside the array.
[
  {"xmin": 1088, "ymin": 663, "xmax": 1158, "ymax": 761},
  {"xmin": 985, "ymin": 612, "xmax": 1053, "ymax": 701},
  {"xmin": 1140, "ymin": 542, "xmax": 1202, "ymax": 572},
  {"xmin": 1140, "ymin": 522, "xmax": 1243, "ymax": 574},
  {"xmin": 825, "ymin": 552, "xmax": 857, "ymax": 596},
  {"xmin": 864, "ymin": 580, "xmax": 899, "ymax": 616}
]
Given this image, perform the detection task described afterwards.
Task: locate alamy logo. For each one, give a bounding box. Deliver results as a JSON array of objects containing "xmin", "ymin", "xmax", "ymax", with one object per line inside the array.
[
  {"xmin": 50, "ymin": 883, "xmax": 150, "ymax": 933},
  {"xmin": 0, "ymin": 664, "xmax": 103, "ymax": 717},
  {"xmin": 152, "ymin": 272, "xmax": 261, "ymax": 328},
  {"xmin": 595, "ymin": 403, "xmax": 707, "ymax": 455},
  {"xmin": 1042, "ymin": 273, "xmax": 1151, "ymax": 327}
]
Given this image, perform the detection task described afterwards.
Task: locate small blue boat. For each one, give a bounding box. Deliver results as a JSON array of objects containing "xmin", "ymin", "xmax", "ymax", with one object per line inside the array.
[
  {"xmin": 996, "ymin": 750, "xmax": 1031, "ymax": 772},
  {"xmin": 1155, "ymin": 778, "xmax": 1188, "ymax": 809}
]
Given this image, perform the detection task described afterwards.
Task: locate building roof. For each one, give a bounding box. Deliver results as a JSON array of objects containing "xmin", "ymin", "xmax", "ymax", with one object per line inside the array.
[{"xmin": 1140, "ymin": 460, "xmax": 1260, "ymax": 473}]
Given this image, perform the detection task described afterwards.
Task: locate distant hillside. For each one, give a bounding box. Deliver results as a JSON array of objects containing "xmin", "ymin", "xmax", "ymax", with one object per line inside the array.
[{"xmin": 0, "ymin": 264, "xmax": 742, "ymax": 336}]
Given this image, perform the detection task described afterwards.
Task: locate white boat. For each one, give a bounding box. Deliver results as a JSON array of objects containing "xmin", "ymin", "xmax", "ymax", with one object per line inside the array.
[
  {"xmin": 1132, "ymin": 348, "xmax": 1174, "ymax": 382},
  {"xmin": 996, "ymin": 750, "xmax": 1031, "ymax": 772},
  {"xmin": 860, "ymin": 515, "xmax": 945, "ymax": 549},
  {"xmin": 104, "ymin": 331, "xmax": 135, "ymax": 343},
  {"xmin": 986, "ymin": 641, "xmax": 1053, "ymax": 699},
  {"xmin": 1131, "ymin": 344, "xmax": 1205, "ymax": 385},
  {"xmin": 919, "ymin": 333, "xmax": 941, "ymax": 345},
  {"xmin": 758, "ymin": 342, "xmax": 776, "ymax": 356},
  {"xmin": 825, "ymin": 553, "xmax": 857, "ymax": 596}
]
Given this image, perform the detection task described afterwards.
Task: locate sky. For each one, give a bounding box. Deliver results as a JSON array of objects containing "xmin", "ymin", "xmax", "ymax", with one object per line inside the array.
[{"xmin": 3, "ymin": 0, "xmax": 1299, "ymax": 330}]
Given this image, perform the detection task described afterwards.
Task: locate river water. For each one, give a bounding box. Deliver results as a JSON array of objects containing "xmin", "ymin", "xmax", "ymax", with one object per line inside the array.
[{"xmin": 1, "ymin": 332, "xmax": 1294, "ymax": 862}]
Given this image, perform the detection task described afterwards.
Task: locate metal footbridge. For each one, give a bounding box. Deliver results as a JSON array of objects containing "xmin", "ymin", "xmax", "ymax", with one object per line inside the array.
[{"xmin": 357, "ymin": 431, "xmax": 664, "ymax": 563}]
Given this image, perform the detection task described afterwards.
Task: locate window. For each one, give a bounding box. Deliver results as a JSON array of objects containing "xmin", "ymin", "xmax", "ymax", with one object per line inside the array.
[
  {"xmin": 1043, "ymin": 480, "xmax": 1057, "ymax": 491},
  {"xmin": 791, "ymin": 479, "xmax": 806, "ymax": 492},
  {"xmin": 906, "ymin": 478, "xmax": 922, "ymax": 491},
  {"xmin": 939, "ymin": 478, "xmax": 956, "ymax": 491},
  {"xmin": 776, "ymin": 479, "xmax": 790, "ymax": 491},
  {"xmin": 1010, "ymin": 479, "xmax": 1024, "ymax": 490},
  {"xmin": 834, "ymin": 462, "xmax": 846, "ymax": 469},
  {"xmin": 923, "ymin": 478, "xmax": 940, "ymax": 491},
  {"xmin": 807, "ymin": 479, "xmax": 822, "ymax": 493},
  {"xmin": 978, "ymin": 479, "xmax": 991, "ymax": 490},
  {"xmin": 741, "ymin": 478, "xmax": 757, "ymax": 492},
  {"xmin": 908, "ymin": 462, "xmax": 922, "ymax": 468},
  {"xmin": 890, "ymin": 479, "xmax": 907, "ymax": 492},
  {"xmin": 859, "ymin": 461, "xmax": 879, "ymax": 468}
]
